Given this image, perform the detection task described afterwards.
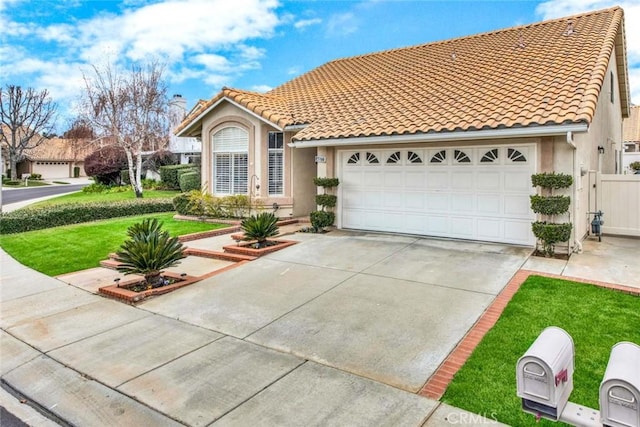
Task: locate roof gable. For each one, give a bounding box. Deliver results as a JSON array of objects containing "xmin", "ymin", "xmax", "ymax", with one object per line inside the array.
[{"xmin": 178, "ymin": 7, "xmax": 629, "ymax": 143}]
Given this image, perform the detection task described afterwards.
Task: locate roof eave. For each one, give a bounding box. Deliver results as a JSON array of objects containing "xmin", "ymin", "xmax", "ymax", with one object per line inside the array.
[
  {"xmin": 288, "ymin": 123, "xmax": 589, "ymax": 148},
  {"xmin": 615, "ymin": 12, "xmax": 631, "ymax": 118},
  {"xmin": 176, "ymin": 96, "xmax": 284, "ymax": 138}
]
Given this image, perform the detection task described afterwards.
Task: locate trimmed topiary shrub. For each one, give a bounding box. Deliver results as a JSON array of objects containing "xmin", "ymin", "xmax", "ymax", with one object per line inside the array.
[
  {"xmin": 529, "ymin": 195, "xmax": 571, "ymax": 216},
  {"xmin": 160, "ymin": 164, "xmax": 197, "ymax": 189},
  {"xmin": 310, "ymin": 211, "xmax": 335, "ymax": 232},
  {"xmin": 531, "ymin": 172, "xmax": 573, "ymax": 189},
  {"xmin": 531, "ymin": 172, "xmax": 573, "ymax": 257},
  {"xmin": 531, "ymin": 222, "xmax": 572, "ymax": 257},
  {"xmin": 313, "ymin": 177, "xmax": 340, "ymax": 188},
  {"xmin": 315, "ymin": 194, "xmax": 337, "ymax": 208},
  {"xmin": 0, "ymin": 199, "xmax": 175, "ymax": 234},
  {"xmin": 179, "ymin": 172, "xmax": 200, "ymax": 192}
]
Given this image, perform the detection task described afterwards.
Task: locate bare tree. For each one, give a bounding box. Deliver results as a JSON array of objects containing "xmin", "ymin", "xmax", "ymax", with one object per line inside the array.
[
  {"xmin": 80, "ymin": 61, "xmax": 169, "ymax": 197},
  {"xmin": 0, "ymin": 85, "xmax": 57, "ymax": 180}
]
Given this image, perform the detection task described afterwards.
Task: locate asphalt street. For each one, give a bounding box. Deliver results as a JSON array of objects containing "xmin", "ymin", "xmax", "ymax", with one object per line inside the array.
[{"xmin": 1, "ymin": 184, "xmax": 86, "ymax": 205}]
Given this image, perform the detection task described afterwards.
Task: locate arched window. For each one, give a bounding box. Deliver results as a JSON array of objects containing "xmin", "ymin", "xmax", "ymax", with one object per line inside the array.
[{"xmin": 212, "ymin": 126, "xmax": 248, "ymax": 194}]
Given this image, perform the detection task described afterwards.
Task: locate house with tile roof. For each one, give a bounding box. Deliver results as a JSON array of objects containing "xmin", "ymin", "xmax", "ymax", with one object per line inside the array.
[
  {"xmin": 177, "ymin": 7, "xmax": 629, "ymax": 249},
  {"xmin": 12, "ymin": 137, "xmax": 95, "ymax": 179}
]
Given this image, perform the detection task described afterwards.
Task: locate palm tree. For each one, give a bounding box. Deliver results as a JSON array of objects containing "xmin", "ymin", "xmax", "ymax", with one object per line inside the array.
[{"xmin": 115, "ymin": 218, "xmax": 185, "ymax": 288}]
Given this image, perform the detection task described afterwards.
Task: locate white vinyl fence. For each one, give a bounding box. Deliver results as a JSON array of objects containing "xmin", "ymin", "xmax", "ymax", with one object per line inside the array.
[{"xmin": 597, "ymin": 174, "xmax": 640, "ymax": 236}]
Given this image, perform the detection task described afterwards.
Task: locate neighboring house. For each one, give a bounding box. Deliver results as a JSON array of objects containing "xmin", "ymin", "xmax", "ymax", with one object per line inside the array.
[
  {"xmin": 622, "ymin": 105, "xmax": 640, "ymax": 173},
  {"xmin": 16, "ymin": 137, "xmax": 94, "ymax": 179},
  {"xmin": 177, "ymin": 7, "xmax": 629, "ymax": 249},
  {"xmin": 168, "ymin": 94, "xmax": 202, "ymax": 164}
]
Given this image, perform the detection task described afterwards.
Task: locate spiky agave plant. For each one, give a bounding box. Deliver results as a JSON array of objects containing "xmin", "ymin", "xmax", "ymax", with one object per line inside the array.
[
  {"xmin": 115, "ymin": 218, "xmax": 186, "ymax": 288},
  {"xmin": 241, "ymin": 212, "xmax": 279, "ymax": 248}
]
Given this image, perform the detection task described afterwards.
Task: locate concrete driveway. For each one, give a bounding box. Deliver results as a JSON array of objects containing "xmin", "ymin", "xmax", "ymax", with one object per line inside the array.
[
  {"xmin": 143, "ymin": 231, "xmax": 530, "ymax": 393},
  {"xmin": 2, "ymin": 231, "xmax": 528, "ymax": 426}
]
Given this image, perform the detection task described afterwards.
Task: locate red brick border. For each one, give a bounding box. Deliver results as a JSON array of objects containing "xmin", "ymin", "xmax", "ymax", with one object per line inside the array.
[{"xmin": 418, "ymin": 270, "xmax": 639, "ymax": 399}]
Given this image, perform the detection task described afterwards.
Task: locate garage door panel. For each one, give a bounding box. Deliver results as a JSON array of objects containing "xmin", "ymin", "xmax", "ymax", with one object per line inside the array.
[
  {"xmin": 451, "ymin": 194, "xmax": 474, "ymax": 213},
  {"xmin": 383, "ymin": 170, "xmax": 403, "ymax": 187},
  {"xmin": 363, "ymin": 171, "xmax": 383, "ymax": 186},
  {"xmin": 504, "ymin": 171, "xmax": 530, "ymax": 192},
  {"xmin": 476, "ymin": 218, "xmax": 502, "ymax": 240},
  {"xmin": 477, "ymin": 171, "xmax": 501, "ymax": 190},
  {"xmin": 504, "ymin": 194, "xmax": 530, "ymax": 216},
  {"xmin": 363, "ymin": 191, "xmax": 383, "ymax": 208},
  {"xmin": 405, "ymin": 171, "xmax": 426, "ymax": 188},
  {"xmin": 342, "ymin": 190, "xmax": 364, "ymax": 209},
  {"xmin": 342, "ymin": 170, "xmax": 363, "ymax": 185},
  {"xmin": 425, "ymin": 193, "xmax": 449, "ymax": 211},
  {"xmin": 426, "ymin": 216, "xmax": 449, "ymax": 234},
  {"xmin": 339, "ymin": 146, "xmax": 535, "ymax": 245},
  {"xmin": 504, "ymin": 221, "xmax": 533, "ymax": 244},
  {"xmin": 383, "ymin": 192, "xmax": 403, "ymax": 208},
  {"xmin": 477, "ymin": 194, "xmax": 501, "ymax": 215},
  {"xmin": 404, "ymin": 214, "xmax": 427, "ymax": 233},
  {"xmin": 405, "ymin": 192, "xmax": 425, "ymax": 209},
  {"xmin": 452, "ymin": 172, "xmax": 474, "ymax": 189},
  {"xmin": 450, "ymin": 217, "xmax": 474, "ymax": 237},
  {"xmin": 343, "ymin": 209, "xmax": 363, "ymax": 228},
  {"xmin": 426, "ymin": 171, "xmax": 449, "ymax": 189}
]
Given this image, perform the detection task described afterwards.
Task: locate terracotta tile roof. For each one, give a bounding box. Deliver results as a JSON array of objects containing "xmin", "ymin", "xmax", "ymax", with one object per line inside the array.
[
  {"xmin": 21, "ymin": 138, "xmax": 96, "ymax": 161},
  {"xmin": 178, "ymin": 7, "xmax": 629, "ymax": 143},
  {"xmin": 623, "ymin": 105, "xmax": 640, "ymax": 142}
]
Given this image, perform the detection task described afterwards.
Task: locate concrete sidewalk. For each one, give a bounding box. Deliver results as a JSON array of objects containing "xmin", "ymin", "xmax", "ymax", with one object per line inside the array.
[{"xmin": 1, "ymin": 233, "xmax": 511, "ymax": 426}]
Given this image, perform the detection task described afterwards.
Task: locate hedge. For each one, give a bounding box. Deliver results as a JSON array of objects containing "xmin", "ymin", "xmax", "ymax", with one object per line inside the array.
[
  {"xmin": 173, "ymin": 193, "xmax": 191, "ymax": 215},
  {"xmin": 179, "ymin": 172, "xmax": 201, "ymax": 192},
  {"xmin": 310, "ymin": 210, "xmax": 335, "ymax": 231},
  {"xmin": 0, "ymin": 199, "xmax": 175, "ymax": 234},
  {"xmin": 160, "ymin": 165, "xmax": 197, "ymax": 189}
]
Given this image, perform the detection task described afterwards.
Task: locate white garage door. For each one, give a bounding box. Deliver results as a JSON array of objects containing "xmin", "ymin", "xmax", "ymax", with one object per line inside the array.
[
  {"xmin": 338, "ymin": 145, "xmax": 536, "ymax": 245},
  {"xmin": 34, "ymin": 161, "xmax": 70, "ymax": 178}
]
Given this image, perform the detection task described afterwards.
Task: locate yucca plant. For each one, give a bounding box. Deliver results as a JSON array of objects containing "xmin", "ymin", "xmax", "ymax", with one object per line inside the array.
[
  {"xmin": 241, "ymin": 212, "xmax": 279, "ymax": 248},
  {"xmin": 115, "ymin": 218, "xmax": 186, "ymax": 288}
]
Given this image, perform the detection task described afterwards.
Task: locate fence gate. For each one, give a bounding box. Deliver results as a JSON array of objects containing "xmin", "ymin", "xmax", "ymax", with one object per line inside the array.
[{"xmin": 593, "ymin": 173, "xmax": 640, "ymax": 237}]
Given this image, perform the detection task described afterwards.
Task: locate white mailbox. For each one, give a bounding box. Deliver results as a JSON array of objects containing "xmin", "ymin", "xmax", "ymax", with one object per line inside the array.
[
  {"xmin": 600, "ymin": 342, "xmax": 640, "ymax": 427},
  {"xmin": 517, "ymin": 326, "xmax": 575, "ymax": 421}
]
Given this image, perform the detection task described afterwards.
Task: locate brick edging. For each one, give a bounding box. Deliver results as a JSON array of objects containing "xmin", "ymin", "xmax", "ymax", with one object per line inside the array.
[{"xmin": 418, "ymin": 270, "xmax": 639, "ymax": 400}]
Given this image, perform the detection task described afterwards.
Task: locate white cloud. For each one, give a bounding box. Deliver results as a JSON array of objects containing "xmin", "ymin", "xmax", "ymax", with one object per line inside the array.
[
  {"xmin": 0, "ymin": 0, "xmax": 284, "ymax": 114},
  {"xmin": 294, "ymin": 17, "xmax": 321, "ymax": 30},
  {"xmin": 193, "ymin": 53, "xmax": 231, "ymax": 72},
  {"xmin": 287, "ymin": 66, "xmax": 301, "ymax": 75},
  {"xmin": 536, "ymin": 0, "xmax": 640, "ymax": 104},
  {"xmin": 251, "ymin": 84, "xmax": 272, "ymax": 92},
  {"xmin": 326, "ymin": 12, "xmax": 359, "ymax": 37}
]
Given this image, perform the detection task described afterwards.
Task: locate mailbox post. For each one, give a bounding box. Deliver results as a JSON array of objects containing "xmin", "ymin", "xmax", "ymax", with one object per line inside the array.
[
  {"xmin": 600, "ymin": 342, "xmax": 640, "ymax": 427},
  {"xmin": 517, "ymin": 326, "xmax": 575, "ymax": 421},
  {"xmin": 517, "ymin": 329, "xmax": 640, "ymax": 427}
]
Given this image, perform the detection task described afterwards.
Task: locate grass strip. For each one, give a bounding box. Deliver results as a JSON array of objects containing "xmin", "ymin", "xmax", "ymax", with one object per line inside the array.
[
  {"xmin": 442, "ymin": 275, "xmax": 640, "ymax": 426},
  {"xmin": 28, "ymin": 189, "xmax": 179, "ymax": 207},
  {"xmin": 0, "ymin": 213, "xmax": 226, "ymax": 276}
]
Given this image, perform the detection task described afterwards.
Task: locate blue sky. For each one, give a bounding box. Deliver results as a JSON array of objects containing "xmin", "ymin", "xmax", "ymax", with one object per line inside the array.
[{"xmin": 1, "ymin": 0, "xmax": 639, "ymax": 131}]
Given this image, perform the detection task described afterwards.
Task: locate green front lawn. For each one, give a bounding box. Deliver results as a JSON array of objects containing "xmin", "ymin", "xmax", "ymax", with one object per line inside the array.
[
  {"xmin": 443, "ymin": 275, "xmax": 640, "ymax": 426},
  {"xmin": 29, "ymin": 189, "xmax": 179, "ymax": 208},
  {"xmin": 0, "ymin": 213, "xmax": 226, "ymax": 276}
]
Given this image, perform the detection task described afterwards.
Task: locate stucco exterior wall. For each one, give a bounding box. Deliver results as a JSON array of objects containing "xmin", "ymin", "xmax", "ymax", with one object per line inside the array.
[
  {"xmin": 198, "ymin": 101, "xmax": 316, "ymax": 218},
  {"xmin": 570, "ymin": 51, "xmax": 624, "ymax": 240}
]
